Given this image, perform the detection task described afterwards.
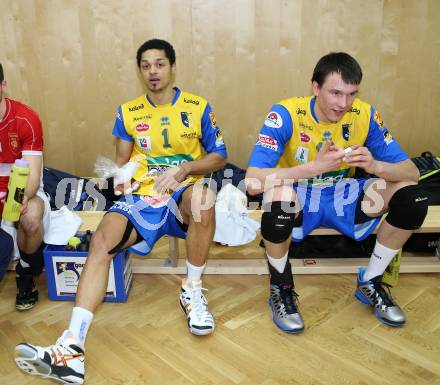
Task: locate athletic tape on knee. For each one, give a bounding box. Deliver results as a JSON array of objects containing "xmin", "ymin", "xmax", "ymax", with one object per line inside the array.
[
  {"xmin": 385, "ymin": 185, "xmax": 429, "ymax": 230},
  {"xmin": 261, "ymin": 201, "xmax": 295, "ymax": 243}
]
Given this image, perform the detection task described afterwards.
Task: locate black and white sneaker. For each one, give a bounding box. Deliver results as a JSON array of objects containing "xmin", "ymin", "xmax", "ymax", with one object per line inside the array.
[
  {"xmin": 180, "ymin": 279, "xmax": 215, "ymax": 336},
  {"xmin": 16, "ymin": 271, "xmax": 38, "ymax": 311},
  {"xmin": 15, "ymin": 330, "xmax": 85, "ymax": 384}
]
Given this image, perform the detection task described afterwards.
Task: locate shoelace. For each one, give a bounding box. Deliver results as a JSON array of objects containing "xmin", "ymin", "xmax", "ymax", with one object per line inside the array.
[
  {"xmin": 186, "ymin": 286, "xmax": 208, "ymax": 317},
  {"xmin": 279, "ymin": 284, "xmax": 299, "ymax": 314},
  {"xmin": 49, "ymin": 337, "xmax": 83, "ymax": 366},
  {"xmin": 372, "ymin": 280, "xmax": 394, "ymax": 307}
]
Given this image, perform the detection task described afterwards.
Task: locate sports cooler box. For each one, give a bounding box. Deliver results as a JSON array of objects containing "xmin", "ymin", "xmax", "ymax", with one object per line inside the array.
[{"xmin": 43, "ymin": 244, "xmax": 133, "ymax": 302}]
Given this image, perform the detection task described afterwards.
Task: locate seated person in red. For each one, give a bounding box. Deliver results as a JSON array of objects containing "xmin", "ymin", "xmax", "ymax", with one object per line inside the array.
[{"xmin": 0, "ymin": 63, "xmax": 50, "ymax": 310}]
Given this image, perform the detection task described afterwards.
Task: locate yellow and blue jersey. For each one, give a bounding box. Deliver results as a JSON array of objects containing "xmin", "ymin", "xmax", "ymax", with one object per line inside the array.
[
  {"xmin": 113, "ymin": 87, "xmax": 227, "ymax": 196},
  {"xmin": 248, "ymin": 96, "xmax": 408, "ymax": 185}
]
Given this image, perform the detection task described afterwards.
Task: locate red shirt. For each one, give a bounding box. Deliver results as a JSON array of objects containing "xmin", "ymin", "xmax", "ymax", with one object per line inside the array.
[{"xmin": 0, "ymin": 98, "xmax": 44, "ymax": 214}]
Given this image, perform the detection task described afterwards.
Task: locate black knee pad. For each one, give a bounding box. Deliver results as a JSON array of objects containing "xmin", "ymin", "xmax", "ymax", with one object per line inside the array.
[
  {"xmin": 261, "ymin": 201, "xmax": 295, "ymax": 243},
  {"xmin": 385, "ymin": 185, "xmax": 429, "ymax": 230}
]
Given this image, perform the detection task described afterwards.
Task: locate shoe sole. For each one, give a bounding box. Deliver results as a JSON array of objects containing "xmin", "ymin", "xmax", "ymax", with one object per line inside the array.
[
  {"xmin": 268, "ymin": 300, "xmax": 305, "ymax": 334},
  {"xmin": 16, "ymin": 291, "xmax": 38, "ymax": 311},
  {"xmin": 15, "ymin": 344, "xmax": 84, "ymax": 384},
  {"xmin": 179, "ymin": 300, "xmax": 215, "ymax": 336},
  {"xmin": 354, "ymin": 290, "xmax": 405, "ymax": 327},
  {"xmin": 16, "ymin": 302, "xmax": 37, "ymax": 311}
]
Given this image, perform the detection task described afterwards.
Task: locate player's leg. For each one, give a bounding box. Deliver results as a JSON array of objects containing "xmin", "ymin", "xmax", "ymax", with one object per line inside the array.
[
  {"xmin": 354, "ymin": 180, "xmax": 428, "ymax": 326},
  {"xmin": 261, "ymin": 185, "xmax": 304, "ymax": 334},
  {"xmin": 176, "ymin": 184, "xmax": 216, "ymax": 335},
  {"xmin": 15, "ymin": 211, "xmax": 140, "ymax": 384},
  {"xmin": 15, "ymin": 194, "xmax": 45, "ymax": 310}
]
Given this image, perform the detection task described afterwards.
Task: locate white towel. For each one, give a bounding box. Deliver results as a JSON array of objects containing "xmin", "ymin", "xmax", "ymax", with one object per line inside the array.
[
  {"xmin": 213, "ymin": 184, "xmax": 260, "ymax": 246},
  {"xmin": 44, "ymin": 206, "xmax": 83, "ymax": 245}
]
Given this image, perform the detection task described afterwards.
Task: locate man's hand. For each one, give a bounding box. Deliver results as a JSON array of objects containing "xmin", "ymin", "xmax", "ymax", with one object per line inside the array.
[
  {"xmin": 154, "ymin": 164, "xmax": 189, "ymax": 195},
  {"xmin": 20, "ymin": 196, "xmax": 29, "ymax": 216},
  {"xmin": 113, "ymin": 161, "xmax": 140, "ymax": 195},
  {"xmin": 113, "ymin": 180, "xmax": 140, "ymax": 196},
  {"xmin": 310, "ymin": 141, "xmax": 345, "ymax": 175},
  {"xmin": 344, "ymin": 145, "xmax": 378, "ymax": 174}
]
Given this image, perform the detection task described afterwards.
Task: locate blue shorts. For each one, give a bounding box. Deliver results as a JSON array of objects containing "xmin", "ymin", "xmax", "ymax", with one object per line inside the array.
[
  {"xmin": 107, "ymin": 186, "xmax": 190, "ymax": 256},
  {"xmin": 292, "ymin": 178, "xmax": 382, "ymax": 242}
]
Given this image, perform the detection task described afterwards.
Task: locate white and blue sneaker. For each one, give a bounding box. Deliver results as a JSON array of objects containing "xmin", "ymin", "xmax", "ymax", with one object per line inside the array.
[{"xmin": 355, "ymin": 267, "xmax": 406, "ymax": 327}]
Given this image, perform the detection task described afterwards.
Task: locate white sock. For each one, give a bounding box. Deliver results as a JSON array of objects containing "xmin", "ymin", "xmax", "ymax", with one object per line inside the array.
[
  {"xmin": 363, "ymin": 241, "xmax": 400, "ymax": 281},
  {"xmin": 267, "ymin": 251, "xmax": 288, "ymax": 274},
  {"xmin": 68, "ymin": 307, "xmax": 94, "ymax": 345},
  {"xmin": 185, "ymin": 260, "xmax": 206, "ymax": 283}
]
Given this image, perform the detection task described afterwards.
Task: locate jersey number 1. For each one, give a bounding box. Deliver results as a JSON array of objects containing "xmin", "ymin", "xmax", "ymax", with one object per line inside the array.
[{"xmin": 161, "ymin": 128, "xmax": 171, "ymax": 148}]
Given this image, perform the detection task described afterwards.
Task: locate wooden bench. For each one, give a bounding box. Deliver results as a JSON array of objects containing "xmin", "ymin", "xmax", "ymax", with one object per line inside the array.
[{"xmin": 76, "ymin": 206, "xmax": 440, "ymax": 275}]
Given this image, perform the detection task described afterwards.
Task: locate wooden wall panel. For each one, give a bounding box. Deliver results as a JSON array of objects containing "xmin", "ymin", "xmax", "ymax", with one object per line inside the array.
[{"xmin": 0, "ymin": 0, "xmax": 439, "ymax": 175}]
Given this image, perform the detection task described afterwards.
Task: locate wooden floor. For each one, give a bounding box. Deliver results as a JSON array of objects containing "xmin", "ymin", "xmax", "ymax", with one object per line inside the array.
[{"xmin": 1, "ymin": 270, "xmax": 440, "ymax": 385}]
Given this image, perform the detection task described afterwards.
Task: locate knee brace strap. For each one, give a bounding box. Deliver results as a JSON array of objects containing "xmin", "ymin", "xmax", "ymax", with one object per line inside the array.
[
  {"xmin": 108, "ymin": 219, "xmax": 142, "ymax": 254},
  {"xmin": 385, "ymin": 185, "xmax": 429, "ymax": 230},
  {"xmin": 261, "ymin": 201, "xmax": 295, "ymax": 243}
]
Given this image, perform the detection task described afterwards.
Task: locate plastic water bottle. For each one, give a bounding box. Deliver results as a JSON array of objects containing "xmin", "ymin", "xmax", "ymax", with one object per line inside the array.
[{"xmin": 2, "ymin": 159, "xmax": 30, "ymax": 222}]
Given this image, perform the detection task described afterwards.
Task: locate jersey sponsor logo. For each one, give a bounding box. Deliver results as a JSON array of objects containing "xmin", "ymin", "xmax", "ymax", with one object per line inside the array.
[
  {"xmin": 180, "ymin": 112, "xmax": 192, "ymax": 128},
  {"xmin": 160, "ymin": 116, "xmax": 170, "ymax": 126},
  {"xmin": 141, "ymin": 195, "xmax": 170, "ymax": 208},
  {"xmin": 257, "ymin": 134, "xmax": 278, "ymax": 151},
  {"xmin": 256, "ymin": 134, "xmax": 278, "ymax": 151},
  {"xmin": 8, "ymin": 132, "xmax": 19, "ymax": 153},
  {"xmin": 383, "ymin": 129, "xmax": 393, "ymax": 145},
  {"xmin": 342, "ymin": 123, "xmax": 351, "ymax": 141},
  {"xmin": 310, "ymin": 169, "xmax": 350, "ymax": 186},
  {"xmin": 209, "ymin": 111, "xmax": 217, "ymax": 128},
  {"xmin": 135, "ymin": 123, "xmax": 150, "ymax": 132},
  {"xmin": 298, "ymin": 122, "xmax": 313, "ymax": 130},
  {"xmin": 184, "ymin": 98, "xmax": 200, "ymax": 106},
  {"xmin": 264, "ymin": 111, "xmax": 283, "ymax": 128},
  {"xmin": 180, "ymin": 132, "xmax": 198, "ymax": 139},
  {"xmin": 133, "ymin": 114, "xmax": 152, "ymax": 122},
  {"xmin": 111, "ymin": 200, "xmax": 134, "ymax": 213},
  {"xmin": 147, "ymin": 154, "xmax": 193, "ymax": 169},
  {"xmin": 349, "ymin": 107, "xmax": 360, "ymax": 115},
  {"xmin": 136, "ymin": 135, "xmax": 152, "ymax": 150},
  {"xmin": 300, "ymin": 132, "xmax": 311, "ymax": 143},
  {"xmin": 322, "ymin": 131, "xmax": 332, "ymax": 142},
  {"xmin": 295, "ymin": 146, "xmax": 309, "ymax": 163},
  {"xmin": 296, "ymin": 108, "xmax": 306, "ymax": 116},
  {"xmin": 128, "ymin": 103, "xmax": 144, "ymax": 112},
  {"xmin": 215, "ymin": 130, "xmax": 225, "ymax": 147},
  {"xmin": 373, "ymin": 110, "xmax": 384, "ymax": 129}
]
